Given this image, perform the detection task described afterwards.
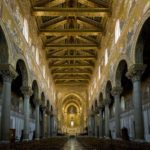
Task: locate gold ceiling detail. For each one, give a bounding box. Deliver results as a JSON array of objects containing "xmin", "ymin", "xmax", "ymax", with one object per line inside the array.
[
  {"xmin": 32, "ymin": 7, "xmax": 110, "ymax": 17},
  {"xmin": 31, "ymin": 0, "xmax": 111, "ymax": 86}
]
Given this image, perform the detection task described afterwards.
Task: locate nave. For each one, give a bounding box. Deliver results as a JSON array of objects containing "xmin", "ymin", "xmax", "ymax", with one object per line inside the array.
[{"xmin": 1, "ymin": 0, "xmax": 150, "ymax": 149}]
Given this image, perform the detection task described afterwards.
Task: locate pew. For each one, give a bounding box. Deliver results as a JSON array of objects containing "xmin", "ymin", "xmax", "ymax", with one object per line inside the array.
[
  {"xmin": 77, "ymin": 137, "xmax": 150, "ymax": 150},
  {"xmin": 0, "ymin": 137, "xmax": 67, "ymax": 150}
]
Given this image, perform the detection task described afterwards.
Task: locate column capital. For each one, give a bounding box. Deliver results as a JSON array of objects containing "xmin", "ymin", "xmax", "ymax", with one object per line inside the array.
[
  {"xmin": 0, "ymin": 64, "xmax": 17, "ymax": 82},
  {"xmin": 50, "ymin": 113, "xmax": 54, "ymax": 117},
  {"xmin": 89, "ymin": 111, "xmax": 95, "ymax": 116},
  {"xmin": 126, "ymin": 64, "xmax": 146, "ymax": 81},
  {"xmin": 41, "ymin": 106, "xmax": 46, "ymax": 112},
  {"xmin": 46, "ymin": 110, "xmax": 51, "ymax": 115},
  {"xmin": 21, "ymin": 86, "xmax": 33, "ymax": 96},
  {"xmin": 104, "ymin": 98, "xmax": 111, "ymax": 106},
  {"xmin": 111, "ymin": 86, "xmax": 123, "ymax": 96},
  {"xmin": 36, "ymin": 98, "xmax": 41, "ymax": 105},
  {"xmin": 94, "ymin": 109, "xmax": 99, "ymax": 114},
  {"xmin": 98, "ymin": 103, "xmax": 104, "ymax": 110}
]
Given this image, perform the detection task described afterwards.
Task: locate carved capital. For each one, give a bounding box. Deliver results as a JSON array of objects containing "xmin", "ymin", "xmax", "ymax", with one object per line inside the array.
[
  {"xmin": 46, "ymin": 110, "xmax": 51, "ymax": 115},
  {"xmin": 111, "ymin": 86, "xmax": 123, "ymax": 96},
  {"xmin": 94, "ymin": 108, "xmax": 99, "ymax": 114},
  {"xmin": 0, "ymin": 64, "xmax": 18, "ymax": 82},
  {"xmin": 21, "ymin": 86, "xmax": 33, "ymax": 97},
  {"xmin": 41, "ymin": 106, "xmax": 46, "ymax": 112},
  {"xmin": 90, "ymin": 111, "xmax": 95, "ymax": 116},
  {"xmin": 98, "ymin": 103, "xmax": 104, "ymax": 110},
  {"xmin": 50, "ymin": 113, "xmax": 54, "ymax": 117},
  {"xmin": 36, "ymin": 98, "xmax": 41, "ymax": 105},
  {"xmin": 104, "ymin": 98, "xmax": 111, "ymax": 106},
  {"xmin": 126, "ymin": 64, "xmax": 146, "ymax": 81}
]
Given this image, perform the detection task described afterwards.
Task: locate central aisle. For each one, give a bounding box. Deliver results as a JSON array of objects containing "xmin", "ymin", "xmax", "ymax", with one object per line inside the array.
[{"xmin": 62, "ymin": 137, "xmax": 85, "ymax": 150}]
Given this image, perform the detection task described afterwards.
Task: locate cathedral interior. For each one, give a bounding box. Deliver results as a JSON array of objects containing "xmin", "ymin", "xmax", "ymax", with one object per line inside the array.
[{"xmin": 0, "ymin": 0, "xmax": 150, "ymax": 149}]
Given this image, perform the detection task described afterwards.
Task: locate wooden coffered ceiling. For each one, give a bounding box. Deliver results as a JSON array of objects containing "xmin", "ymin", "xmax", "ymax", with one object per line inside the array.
[{"xmin": 30, "ymin": 0, "xmax": 111, "ymax": 86}]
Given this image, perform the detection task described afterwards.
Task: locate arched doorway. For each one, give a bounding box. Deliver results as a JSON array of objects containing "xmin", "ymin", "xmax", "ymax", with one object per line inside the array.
[
  {"xmin": 115, "ymin": 60, "xmax": 134, "ymax": 138},
  {"xmin": 105, "ymin": 80, "xmax": 113, "ymax": 138},
  {"xmin": 60, "ymin": 94, "xmax": 85, "ymax": 135},
  {"xmin": 11, "ymin": 59, "xmax": 29, "ymax": 140}
]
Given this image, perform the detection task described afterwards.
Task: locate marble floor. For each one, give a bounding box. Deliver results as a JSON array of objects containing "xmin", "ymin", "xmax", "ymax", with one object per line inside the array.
[{"xmin": 62, "ymin": 138, "xmax": 85, "ymax": 150}]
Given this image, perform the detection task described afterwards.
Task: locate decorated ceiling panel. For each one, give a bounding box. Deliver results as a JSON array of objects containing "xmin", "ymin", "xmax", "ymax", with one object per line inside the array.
[{"xmin": 30, "ymin": 0, "xmax": 112, "ymax": 86}]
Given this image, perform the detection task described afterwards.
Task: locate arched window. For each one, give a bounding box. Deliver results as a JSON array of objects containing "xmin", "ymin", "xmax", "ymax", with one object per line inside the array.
[
  {"xmin": 121, "ymin": 96, "xmax": 125, "ymax": 111},
  {"xmin": 36, "ymin": 48, "xmax": 39, "ymax": 65},
  {"xmin": 105, "ymin": 49, "xmax": 108, "ymax": 66},
  {"xmin": 48, "ymin": 78, "xmax": 50, "ymax": 88},
  {"xmin": 91, "ymin": 88, "xmax": 93, "ymax": 96},
  {"xmin": 71, "ymin": 121, "xmax": 74, "ymax": 127},
  {"xmin": 98, "ymin": 65, "xmax": 101, "ymax": 79},
  {"xmin": 23, "ymin": 18, "xmax": 29, "ymax": 42},
  {"xmin": 32, "ymin": 45, "xmax": 35, "ymax": 54},
  {"xmin": 115, "ymin": 19, "xmax": 121, "ymax": 44},
  {"xmin": 54, "ymin": 92, "xmax": 56, "ymax": 100},
  {"xmin": 94, "ymin": 79, "xmax": 96, "ymax": 89},
  {"xmin": 43, "ymin": 65, "xmax": 46, "ymax": 78}
]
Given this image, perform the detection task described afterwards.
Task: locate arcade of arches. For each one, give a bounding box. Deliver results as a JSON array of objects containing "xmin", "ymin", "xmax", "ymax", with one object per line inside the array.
[{"xmin": 0, "ymin": 0, "xmax": 150, "ymax": 146}]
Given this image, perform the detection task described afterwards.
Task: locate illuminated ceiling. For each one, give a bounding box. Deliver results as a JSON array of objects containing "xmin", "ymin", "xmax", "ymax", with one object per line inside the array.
[{"xmin": 30, "ymin": 0, "xmax": 111, "ymax": 86}]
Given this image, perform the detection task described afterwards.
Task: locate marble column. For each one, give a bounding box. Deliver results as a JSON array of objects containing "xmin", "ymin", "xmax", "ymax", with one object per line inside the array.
[
  {"xmin": 90, "ymin": 112, "xmax": 95, "ymax": 136},
  {"xmin": 104, "ymin": 99, "xmax": 110, "ymax": 138},
  {"xmin": 42, "ymin": 106, "xmax": 46, "ymax": 138},
  {"xmin": 126, "ymin": 64, "xmax": 146, "ymax": 140},
  {"xmin": 35, "ymin": 99, "xmax": 40, "ymax": 139},
  {"xmin": 0, "ymin": 64, "xmax": 17, "ymax": 142},
  {"xmin": 88, "ymin": 114, "xmax": 92, "ymax": 136},
  {"xmin": 87, "ymin": 116, "xmax": 90, "ymax": 136},
  {"xmin": 21, "ymin": 86, "xmax": 32, "ymax": 140},
  {"xmin": 50, "ymin": 114, "xmax": 53, "ymax": 136},
  {"xmin": 99, "ymin": 106, "xmax": 103, "ymax": 138},
  {"xmin": 47, "ymin": 111, "xmax": 51, "ymax": 137},
  {"xmin": 112, "ymin": 86, "xmax": 122, "ymax": 138},
  {"xmin": 52, "ymin": 115, "xmax": 57, "ymax": 136},
  {"xmin": 94, "ymin": 111, "xmax": 98, "ymax": 137}
]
